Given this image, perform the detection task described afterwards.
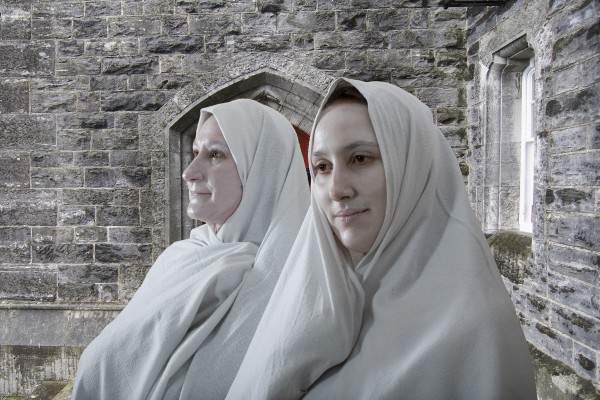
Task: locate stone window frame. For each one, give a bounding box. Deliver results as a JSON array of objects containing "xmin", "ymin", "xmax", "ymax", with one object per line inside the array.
[
  {"xmin": 482, "ymin": 35, "xmax": 536, "ymax": 233},
  {"xmin": 164, "ymin": 71, "xmax": 323, "ymax": 244},
  {"xmin": 519, "ymin": 60, "xmax": 535, "ymax": 232}
]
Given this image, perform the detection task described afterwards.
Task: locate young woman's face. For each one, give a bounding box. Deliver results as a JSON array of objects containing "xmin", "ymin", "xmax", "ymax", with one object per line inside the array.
[
  {"xmin": 182, "ymin": 116, "xmax": 242, "ymax": 233},
  {"xmin": 311, "ymin": 100, "xmax": 386, "ymax": 255}
]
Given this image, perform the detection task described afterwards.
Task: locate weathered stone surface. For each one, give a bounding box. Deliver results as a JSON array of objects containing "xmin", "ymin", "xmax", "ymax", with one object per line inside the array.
[
  {"xmin": 58, "ymin": 206, "xmax": 95, "ymax": 226},
  {"xmin": 73, "ymin": 17, "xmax": 108, "ymax": 39},
  {"xmin": 31, "ymin": 18, "xmax": 73, "ymax": 40},
  {"xmin": 32, "ymin": 244, "xmax": 93, "ymax": 263},
  {"xmin": 0, "ymin": 78, "xmax": 29, "ymax": 113},
  {"xmin": 31, "ymin": 227, "xmax": 73, "ymax": 244},
  {"xmin": 108, "ymin": 227, "xmax": 152, "ymax": 243},
  {"xmin": 547, "ymin": 214, "xmax": 600, "ymax": 252},
  {"xmin": 0, "ymin": 269, "xmax": 56, "ymax": 301},
  {"xmin": 32, "ymin": 3, "xmax": 84, "ymax": 18},
  {"xmin": 548, "ymin": 126, "xmax": 588, "ymax": 154},
  {"xmin": 548, "ymin": 271, "xmax": 599, "ymax": 319},
  {"xmin": 85, "ymin": 1, "xmax": 122, "ymax": 17},
  {"xmin": 101, "ymin": 56, "xmax": 159, "ymax": 75},
  {"xmin": 108, "ymin": 17, "xmax": 161, "ymax": 37},
  {"xmin": 57, "ymin": 113, "xmax": 114, "ymax": 130},
  {"xmin": 0, "ymin": 227, "xmax": 30, "ymax": 264},
  {"xmin": 58, "ymin": 265, "xmax": 118, "ymax": 284},
  {"xmin": 58, "ymin": 188, "xmax": 113, "ymax": 206},
  {"xmin": 278, "ymin": 11, "xmax": 335, "ymax": 33},
  {"xmin": 31, "ymin": 168, "xmax": 84, "ymax": 188},
  {"xmin": 0, "ymin": 10, "xmax": 32, "ymax": 40},
  {"xmin": 91, "ymin": 129, "xmax": 139, "ymax": 150},
  {"xmin": 142, "ymin": 36, "xmax": 205, "ymax": 54},
  {"xmin": 368, "ymin": 9, "xmax": 409, "ymax": 31},
  {"xmin": 118, "ymin": 264, "xmax": 150, "ymax": 300},
  {"xmin": 96, "ymin": 206, "xmax": 139, "ymax": 226},
  {"xmin": 85, "ymin": 167, "xmax": 151, "ymax": 188},
  {"xmin": 488, "ymin": 231, "xmax": 533, "ymax": 285},
  {"xmin": 189, "ymin": 13, "xmax": 242, "ymax": 35},
  {"xmin": 31, "ymin": 92, "xmax": 78, "ymax": 113},
  {"xmin": 552, "ymin": 305, "xmax": 599, "ymax": 348},
  {"xmin": 0, "ymin": 154, "xmax": 30, "ymax": 189},
  {"xmin": 545, "ymin": 86, "xmax": 599, "ymax": 130},
  {"xmin": 315, "ymin": 31, "xmax": 387, "ymax": 49},
  {"xmin": 74, "ymin": 151, "xmax": 109, "ymax": 167},
  {"xmin": 390, "ymin": 29, "xmax": 465, "ymax": 49},
  {"xmin": 74, "ymin": 226, "xmax": 107, "ymax": 243},
  {"xmin": 95, "ymin": 243, "xmax": 152, "ymax": 263},
  {"xmin": 101, "ymin": 91, "xmax": 171, "ymax": 111},
  {"xmin": 548, "ymin": 152, "xmax": 600, "ymax": 186},
  {"xmin": 0, "ymin": 115, "xmax": 56, "ymax": 151},
  {"xmin": 552, "ymin": 20, "xmax": 599, "ymax": 70},
  {"xmin": 0, "ymin": 189, "xmax": 57, "ymax": 226},
  {"xmin": 547, "ymin": 243, "xmax": 599, "ymax": 286},
  {"xmin": 162, "ymin": 15, "xmax": 189, "ymax": 35},
  {"xmin": 545, "ymin": 187, "xmax": 595, "ymax": 213},
  {"xmin": 57, "ymin": 129, "xmax": 92, "ymax": 150},
  {"xmin": 110, "ymin": 151, "xmax": 151, "ymax": 167},
  {"xmin": 57, "ymin": 39, "xmax": 85, "ymax": 56}
]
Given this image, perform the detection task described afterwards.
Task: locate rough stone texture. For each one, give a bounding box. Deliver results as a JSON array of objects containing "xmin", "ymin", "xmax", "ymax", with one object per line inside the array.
[{"xmin": 468, "ymin": 0, "xmax": 599, "ymax": 390}]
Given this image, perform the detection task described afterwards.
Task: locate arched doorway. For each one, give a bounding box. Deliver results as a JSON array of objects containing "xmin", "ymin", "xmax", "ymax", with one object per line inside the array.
[{"xmin": 147, "ymin": 57, "xmax": 333, "ymax": 244}]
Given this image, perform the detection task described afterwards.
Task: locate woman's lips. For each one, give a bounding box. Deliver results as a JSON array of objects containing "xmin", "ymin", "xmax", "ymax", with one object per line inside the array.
[{"xmin": 335, "ymin": 209, "xmax": 368, "ymax": 223}]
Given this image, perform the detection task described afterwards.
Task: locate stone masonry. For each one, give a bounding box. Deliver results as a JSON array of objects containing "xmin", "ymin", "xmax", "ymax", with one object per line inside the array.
[{"xmin": 0, "ymin": 0, "xmax": 597, "ymax": 396}]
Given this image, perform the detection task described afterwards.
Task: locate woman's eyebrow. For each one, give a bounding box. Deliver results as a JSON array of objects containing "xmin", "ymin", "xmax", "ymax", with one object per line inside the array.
[{"xmin": 312, "ymin": 141, "xmax": 378, "ymax": 158}]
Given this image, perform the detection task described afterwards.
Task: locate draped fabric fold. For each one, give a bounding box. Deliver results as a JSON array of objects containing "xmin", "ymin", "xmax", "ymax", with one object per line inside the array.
[
  {"xmin": 72, "ymin": 99, "xmax": 310, "ymax": 400},
  {"xmin": 226, "ymin": 79, "xmax": 537, "ymax": 400}
]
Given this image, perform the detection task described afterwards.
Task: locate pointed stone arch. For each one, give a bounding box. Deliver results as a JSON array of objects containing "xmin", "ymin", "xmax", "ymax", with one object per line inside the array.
[{"xmin": 140, "ymin": 55, "xmax": 333, "ymax": 248}]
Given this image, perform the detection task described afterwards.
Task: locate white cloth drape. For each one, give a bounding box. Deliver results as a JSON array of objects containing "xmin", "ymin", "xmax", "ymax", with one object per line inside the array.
[
  {"xmin": 226, "ymin": 79, "xmax": 537, "ymax": 400},
  {"xmin": 72, "ymin": 99, "xmax": 310, "ymax": 400}
]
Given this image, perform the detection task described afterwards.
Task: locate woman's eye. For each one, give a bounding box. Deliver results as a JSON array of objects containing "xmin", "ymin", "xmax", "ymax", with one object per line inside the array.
[
  {"xmin": 353, "ymin": 155, "xmax": 369, "ymax": 164},
  {"xmin": 313, "ymin": 163, "xmax": 330, "ymax": 174},
  {"xmin": 209, "ymin": 150, "xmax": 222, "ymax": 159}
]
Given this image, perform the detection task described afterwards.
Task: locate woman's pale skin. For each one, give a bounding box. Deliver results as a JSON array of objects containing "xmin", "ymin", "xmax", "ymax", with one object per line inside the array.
[
  {"xmin": 311, "ymin": 100, "xmax": 387, "ymax": 255},
  {"xmin": 182, "ymin": 115, "xmax": 243, "ymax": 233}
]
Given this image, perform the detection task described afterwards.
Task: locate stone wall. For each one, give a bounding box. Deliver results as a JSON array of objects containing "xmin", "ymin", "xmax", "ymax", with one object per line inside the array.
[
  {"xmin": 0, "ymin": 0, "xmax": 469, "ymax": 394},
  {"xmin": 467, "ymin": 0, "xmax": 599, "ymax": 388}
]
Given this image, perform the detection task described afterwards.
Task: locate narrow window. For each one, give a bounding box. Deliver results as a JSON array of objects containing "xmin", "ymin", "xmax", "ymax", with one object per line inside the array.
[{"xmin": 519, "ymin": 61, "xmax": 535, "ymax": 232}]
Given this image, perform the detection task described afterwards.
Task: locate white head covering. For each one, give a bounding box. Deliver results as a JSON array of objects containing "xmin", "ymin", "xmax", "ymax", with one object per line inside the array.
[
  {"xmin": 72, "ymin": 99, "xmax": 310, "ymax": 400},
  {"xmin": 226, "ymin": 79, "xmax": 537, "ymax": 400}
]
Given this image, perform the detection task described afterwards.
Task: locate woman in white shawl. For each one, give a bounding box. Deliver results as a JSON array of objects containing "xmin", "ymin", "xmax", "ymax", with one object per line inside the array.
[
  {"xmin": 226, "ymin": 79, "xmax": 537, "ymax": 399},
  {"xmin": 72, "ymin": 99, "xmax": 310, "ymax": 400}
]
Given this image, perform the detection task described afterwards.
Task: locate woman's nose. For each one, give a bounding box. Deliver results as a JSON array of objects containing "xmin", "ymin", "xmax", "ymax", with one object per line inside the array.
[
  {"xmin": 329, "ymin": 167, "xmax": 353, "ymax": 201},
  {"xmin": 182, "ymin": 157, "xmax": 205, "ymax": 182}
]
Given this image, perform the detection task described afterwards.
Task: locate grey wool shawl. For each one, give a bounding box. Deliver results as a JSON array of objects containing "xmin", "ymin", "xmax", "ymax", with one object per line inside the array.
[
  {"xmin": 72, "ymin": 99, "xmax": 310, "ymax": 400},
  {"xmin": 226, "ymin": 79, "xmax": 537, "ymax": 400}
]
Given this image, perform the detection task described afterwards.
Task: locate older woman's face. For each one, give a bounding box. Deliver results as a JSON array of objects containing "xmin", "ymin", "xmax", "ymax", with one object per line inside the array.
[
  {"xmin": 182, "ymin": 116, "xmax": 242, "ymax": 233},
  {"xmin": 311, "ymin": 100, "xmax": 386, "ymax": 255}
]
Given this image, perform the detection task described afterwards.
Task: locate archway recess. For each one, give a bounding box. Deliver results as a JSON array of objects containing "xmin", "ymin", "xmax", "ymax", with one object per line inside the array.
[{"xmin": 140, "ymin": 54, "xmax": 333, "ymax": 246}]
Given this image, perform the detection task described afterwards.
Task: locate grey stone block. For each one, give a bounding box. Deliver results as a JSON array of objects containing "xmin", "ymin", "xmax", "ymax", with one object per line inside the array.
[
  {"xmin": 74, "ymin": 18, "xmax": 108, "ymax": 39},
  {"xmin": 108, "ymin": 16, "xmax": 162, "ymax": 37},
  {"xmin": 110, "ymin": 151, "xmax": 151, "ymax": 167},
  {"xmin": 91, "ymin": 129, "xmax": 139, "ymax": 150},
  {"xmin": 74, "ymin": 151, "xmax": 110, "ymax": 167},
  {"xmin": 552, "ymin": 20, "xmax": 598, "ymax": 70},
  {"xmin": 32, "ymin": 3, "xmax": 84, "ymax": 18},
  {"xmin": 101, "ymin": 56, "xmax": 159, "ymax": 74},
  {"xmin": 0, "ymin": 78, "xmax": 29, "ymax": 113},
  {"xmin": 0, "ymin": 227, "xmax": 30, "ymax": 264},
  {"xmin": 57, "ymin": 113, "xmax": 114, "ymax": 130},
  {"xmin": 142, "ymin": 36, "xmax": 205, "ymax": 54},
  {"xmin": 545, "ymin": 188, "xmax": 594, "ymax": 213},
  {"xmin": 101, "ymin": 90, "xmax": 171, "ymax": 111},
  {"xmin": 548, "ymin": 271, "xmax": 600, "ymax": 319},
  {"xmin": 108, "ymin": 227, "xmax": 152, "ymax": 243},
  {"xmin": 96, "ymin": 206, "xmax": 140, "ymax": 226},
  {"xmin": 547, "ymin": 243, "xmax": 599, "ymax": 286},
  {"xmin": 315, "ymin": 31, "xmax": 387, "ymax": 50},
  {"xmin": 162, "ymin": 16, "xmax": 189, "ymax": 35},
  {"xmin": 189, "ymin": 13, "xmax": 242, "ymax": 35},
  {"xmin": 31, "ymin": 168, "xmax": 84, "ymax": 188},
  {"xmin": 74, "ymin": 226, "xmax": 107, "ymax": 243},
  {"xmin": 85, "ymin": 167, "xmax": 151, "ymax": 188},
  {"xmin": 551, "ymin": 305, "xmax": 599, "ymax": 348},
  {"xmin": 119, "ymin": 264, "xmax": 150, "ymax": 300},
  {"xmin": 86, "ymin": 1, "xmax": 123, "ymax": 17},
  {"xmin": 32, "ymin": 227, "xmax": 74, "ymax": 244},
  {"xmin": 58, "ymin": 265, "xmax": 118, "ymax": 284},
  {"xmin": 368, "ymin": 9, "xmax": 410, "ymax": 31},
  {"xmin": 0, "ymin": 114, "xmax": 55, "ymax": 151},
  {"xmin": 58, "ymin": 188, "xmax": 113, "ymax": 206},
  {"xmin": 95, "ymin": 243, "xmax": 152, "ymax": 263},
  {"xmin": 0, "ymin": 153, "xmax": 30, "ymax": 189},
  {"xmin": 31, "ymin": 92, "xmax": 78, "ymax": 113},
  {"xmin": 545, "ymin": 86, "xmax": 599, "ymax": 130},
  {"xmin": 58, "ymin": 206, "xmax": 96, "ymax": 226},
  {"xmin": 56, "ymin": 57, "xmax": 102, "ymax": 75},
  {"xmin": 277, "ymin": 12, "xmax": 335, "ymax": 33},
  {"xmin": 113, "ymin": 188, "xmax": 140, "ymax": 206},
  {"xmin": 1, "ymin": 11, "xmax": 32, "ymax": 40},
  {"xmin": 0, "ymin": 189, "xmax": 57, "ymax": 226},
  {"xmin": 31, "ymin": 18, "xmax": 73, "ymax": 40},
  {"xmin": 57, "ymin": 129, "xmax": 92, "ymax": 150},
  {"xmin": 57, "ymin": 39, "xmax": 85, "ymax": 57},
  {"xmin": 0, "ymin": 269, "xmax": 56, "ymax": 301},
  {"xmin": 32, "ymin": 244, "xmax": 93, "ymax": 263},
  {"xmin": 549, "ymin": 152, "xmax": 600, "ymax": 186}
]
